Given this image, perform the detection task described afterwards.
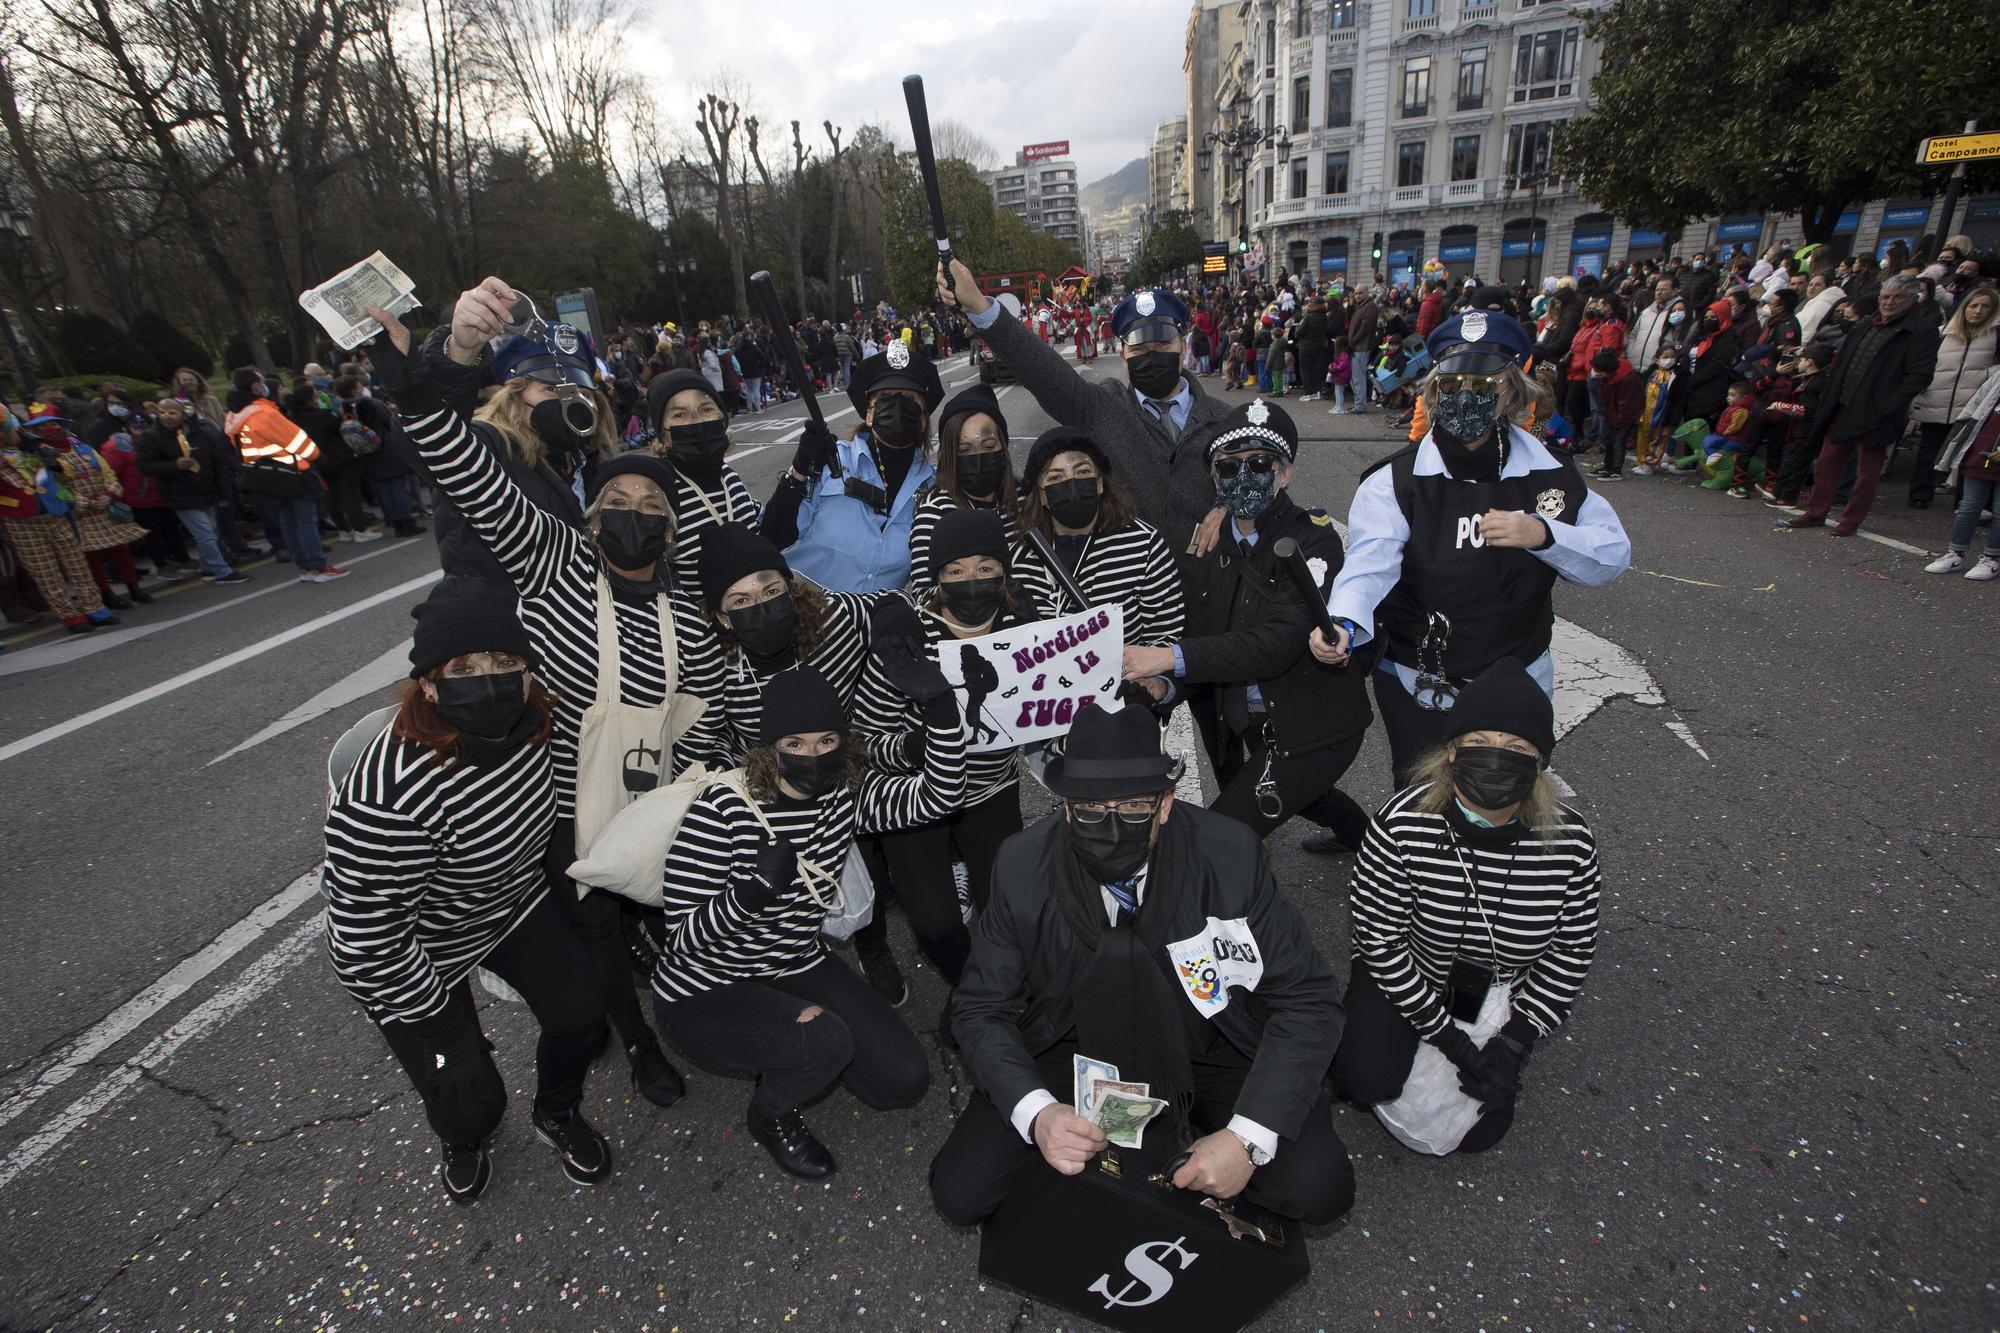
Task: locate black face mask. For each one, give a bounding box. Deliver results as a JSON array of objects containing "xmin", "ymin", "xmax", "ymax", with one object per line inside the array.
[
  {"xmin": 1045, "ymin": 476, "xmax": 1101, "ymax": 529},
  {"xmin": 1450, "ymin": 745, "xmax": 1542, "ymax": 810},
  {"xmin": 776, "ymin": 746, "xmax": 845, "ymax": 799},
  {"xmin": 726, "ymin": 591, "xmax": 797, "ymax": 659},
  {"xmin": 1126, "ymin": 349, "xmax": 1182, "ymax": 399},
  {"xmin": 1431, "ymin": 389, "xmax": 1503, "ymax": 482},
  {"xmin": 870, "ymin": 396, "xmax": 926, "ymax": 449},
  {"xmin": 939, "ymin": 574, "xmax": 1005, "ymax": 626},
  {"xmin": 956, "ymin": 451, "xmax": 1007, "ymax": 498},
  {"xmin": 596, "ymin": 509, "xmax": 670, "ymax": 571},
  {"xmin": 433, "ymin": 670, "xmax": 528, "ymax": 742},
  {"xmin": 530, "ymin": 398, "xmax": 590, "ymax": 455},
  {"xmin": 667, "ymin": 417, "xmax": 730, "ymax": 479},
  {"xmin": 1067, "ymin": 808, "xmax": 1156, "ymax": 884}
]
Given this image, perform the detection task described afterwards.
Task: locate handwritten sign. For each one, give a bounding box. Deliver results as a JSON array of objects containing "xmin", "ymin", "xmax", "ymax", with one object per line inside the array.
[{"xmin": 934, "ymin": 605, "xmax": 1125, "ymax": 753}]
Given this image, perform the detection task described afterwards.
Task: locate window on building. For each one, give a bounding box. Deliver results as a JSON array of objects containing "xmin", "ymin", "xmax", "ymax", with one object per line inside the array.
[
  {"xmin": 1327, "ymin": 67, "xmax": 1353, "ymax": 127},
  {"xmin": 1293, "ymin": 76, "xmax": 1311, "ymax": 128},
  {"xmin": 1513, "ymin": 28, "xmax": 1579, "ymax": 101},
  {"xmin": 1409, "ymin": 0, "xmax": 1436, "ymax": 15},
  {"xmin": 1265, "ymin": 18, "xmax": 1276, "ymax": 75},
  {"xmin": 1324, "ymin": 150, "xmax": 1351, "ymax": 195},
  {"xmin": 1504, "ymin": 120, "xmax": 1561, "ymax": 177},
  {"xmin": 1401, "ymin": 56, "xmax": 1432, "ymax": 117},
  {"xmin": 1263, "ymin": 164, "xmax": 1275, "ymax": 205},
  {"xmin": 1397, "ymin": 141, "xmax": 1427, "ymax": 187},
  {"xmin": 1293, "ymin": 0, "xmax": 1311, "ymax": 37},
  {"xmin": 1291, "ymin": 160, "xmax": 1308, "ymax": 199},
  {"xmin": 1457, "ymin": 47, "xmax": 1487, "ymax": 110},
  {"xmin": 1329, "ymin": 0, "xmax": 1356, "ymax": 27},
  {"xmin": 1451, "ymin": 134, "xmax": 1481, "ymax": 181},
  {"xmin": 1265, "ymin": 93, "xmax": 1276, "ymax": 130}
]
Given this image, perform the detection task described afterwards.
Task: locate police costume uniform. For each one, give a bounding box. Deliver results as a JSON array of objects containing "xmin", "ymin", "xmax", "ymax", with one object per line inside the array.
[
  {"xmin": 762, "ymin": 340, "xmax": 945, "ymax": 593},
  {"xmin": 1153, "ymin": 399, "xmax": 1373, "ymax": 846},
  {"xmin": 1324, "ymin": 310, "xmax": 1632, "ymax": 784}
]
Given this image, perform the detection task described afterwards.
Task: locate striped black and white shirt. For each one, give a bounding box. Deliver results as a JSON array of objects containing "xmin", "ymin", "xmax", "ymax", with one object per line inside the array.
[
  {"xmin": 399, "ymin": 390, "xmax": 730, "ymax": 816},
  {"xmin": 667, "ymin": 464, "xmax": 763, "ymax": 591},
  {"xmin": 651, "ymin": 717, "xmax": 969, "ymax": 1000},
  {"xmin": 852, "ymin": 602, "xmax": 1041, "ymax": 804},
  {"xmin": 1011, "ymin": 520, "xmax": 1185, "ymax": 646},
  {"xmin": 714, "ymin": 585, "xmax": 900, "ymax": 761},
  {"xmin": 907, "ymin": 491, "xmax": 1021, "ymax": 598},
  {"xmin": 1349, "ymin": 782, "xmax": 1601, "ymax": 1040},
  {"xmin": 323, "ymin": 727, "xmax": 554, "ymax": 1024}
]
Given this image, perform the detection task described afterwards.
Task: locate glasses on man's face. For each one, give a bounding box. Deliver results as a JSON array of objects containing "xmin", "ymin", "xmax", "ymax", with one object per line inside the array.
[
  {"xmin": 1071, "ymin": 797, "xmax": 1162, "ymax": 825},
  {"xmin": 1213, "ymin": 454, "xmax": 1279, "ymax": 480},
  {"xmin": 1434, "ymin": 372, "xmax": 1500, "ymax": 395}
]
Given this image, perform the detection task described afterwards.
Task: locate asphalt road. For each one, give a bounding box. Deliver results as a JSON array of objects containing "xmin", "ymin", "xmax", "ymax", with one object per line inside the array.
[{"xmin": 2, "ymin": 348, "xmax": 1995, "ymax": 1333}]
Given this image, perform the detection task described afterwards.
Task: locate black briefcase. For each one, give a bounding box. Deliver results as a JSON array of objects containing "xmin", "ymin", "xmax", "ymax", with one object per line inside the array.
[{"xmin": 978, "ymin": 1148, "xmax": 1310, "ymax": 1332}]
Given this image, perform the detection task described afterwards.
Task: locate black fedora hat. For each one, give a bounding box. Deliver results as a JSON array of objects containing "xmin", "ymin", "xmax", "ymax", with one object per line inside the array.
[{"xmin": 1043, "ymin": 700, "xmax": 1182, "ymax": 800}]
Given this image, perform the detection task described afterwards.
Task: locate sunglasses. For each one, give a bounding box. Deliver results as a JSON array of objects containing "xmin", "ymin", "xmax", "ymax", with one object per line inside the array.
[
  {"xmin": 1213, "ymin": 454, "xmax": 1280, "ymax": 480},
  {"xmin": 1433, "ymin": 372, "xmax": 1501, "ymax": 395}
]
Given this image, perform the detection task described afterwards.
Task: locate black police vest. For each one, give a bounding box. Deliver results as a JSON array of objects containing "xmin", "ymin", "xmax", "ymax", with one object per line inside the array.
[{"xmin": 1368, "ymin": 436, "xmax": 1588, "ymax": 679}]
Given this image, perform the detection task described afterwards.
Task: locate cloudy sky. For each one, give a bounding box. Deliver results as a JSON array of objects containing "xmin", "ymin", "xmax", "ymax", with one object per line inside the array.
[{"xmin": 624, "ymin": 0, "xmax": 1188, "ymax": 189}]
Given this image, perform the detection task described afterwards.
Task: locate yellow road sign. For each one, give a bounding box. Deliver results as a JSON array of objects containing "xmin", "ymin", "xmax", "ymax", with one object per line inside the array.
[{"xmin": 1917, "ymin": 131, "xmax": 2000, "ymax": 165}]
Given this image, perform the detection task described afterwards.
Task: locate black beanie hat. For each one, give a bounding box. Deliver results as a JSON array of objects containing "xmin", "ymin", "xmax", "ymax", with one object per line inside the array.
[
  {"xmin": 1022, "ymin": 425, "xmax": 1110, "ymax": 489},
  {"xmin": 927, "ymin": 508, "xmax": 1010, "ymax": 576},
  {"xmin": 939, "ymin": 383, "xmax": 1009, "ymax": 447},
  {"xmin": 408, "ymin": 575, "xmax": 536, "ymax": 679},
  {"xmin": 646, "ymin": 368, "xmax": 724, "ymax": 431},
  {"xmin": 588, "ymin": 452, "xmax": 677, "ymax": 505},
  {"xmin": 699, "ymin": 523, "xmax": 790, "ymax": 610},
  {"xmin": 759, "ymin": 664, "xmax": 847, "ymax": 747},
  {"xmin": 1446, "ymin": 657, "xmax": 1556, "ymax": 760}
]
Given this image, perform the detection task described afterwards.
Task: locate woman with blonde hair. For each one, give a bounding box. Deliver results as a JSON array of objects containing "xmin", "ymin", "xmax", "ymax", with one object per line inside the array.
[
  {"xmin": 1907, "ymin": 282, "xmax": 1999, "ymax": 508},
  {"xmin": 1310, "ymin": 309, "xmax": 1631, "ymax": 784},
  {"xmin": 1331, "ymin": 658, "xmax": 1601, "ymax": 1154}
]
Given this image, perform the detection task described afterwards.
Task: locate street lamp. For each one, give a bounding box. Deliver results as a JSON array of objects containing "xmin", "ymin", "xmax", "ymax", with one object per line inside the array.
[
  {"xmin": 1502, "ymin": 166, "xmax": 1557, "ymax": 287},
  {"xmin": 1201, "ymin": 121, "xmax": 1287, "ymax": 277},
  {"xmin": 659, "ymin": 249, "xmax": 694, "ymax": 328}
]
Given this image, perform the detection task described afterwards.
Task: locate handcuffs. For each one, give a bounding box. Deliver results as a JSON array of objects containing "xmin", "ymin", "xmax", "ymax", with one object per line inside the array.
[
  {"xmin": 503, "ymin": 291, "xmax": 601, "ymax": 437},
  {"xmin": 1413, "ymin": 610, "xmax": 1458, "ymax": 711}
]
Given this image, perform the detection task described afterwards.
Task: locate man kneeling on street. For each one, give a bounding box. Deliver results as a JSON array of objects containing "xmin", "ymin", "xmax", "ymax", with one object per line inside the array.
[{"xmin": 928, "ymin": 700, "xmax": 1356, "ymax": 1227}]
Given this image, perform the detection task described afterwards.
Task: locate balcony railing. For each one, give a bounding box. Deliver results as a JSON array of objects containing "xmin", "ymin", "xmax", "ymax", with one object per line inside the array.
[
  {"xmin": 1402, "ymin": 13, "xmax": 1440, "ymax": 32},
  {"xmin": 1459, "ymin": 2, "xmax": 1497, "ymax": 18},
  {"xmin": 1390, "ymin": 184, "xmax": 1432, "ymax": 207},
  {"xmin": 1444, "ymin": 179, "xmax": 1491, "ymax": 201},
  {"xmin": 1258, "ymin": 192, "xmax": 1367, "ymax": 226}
]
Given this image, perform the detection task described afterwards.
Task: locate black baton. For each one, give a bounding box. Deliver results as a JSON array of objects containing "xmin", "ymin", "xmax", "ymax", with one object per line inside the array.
[
  {"xmin": 1024, "ymin": 527, "xmax": 1092, "ymax": 614},
  {"xmin": 751, "ymin": 268, "xmax": 843, "ymax": 479},
  {"xmin": 1273, "ymin": 537, "xmax": 1339, "ymax": 640}
]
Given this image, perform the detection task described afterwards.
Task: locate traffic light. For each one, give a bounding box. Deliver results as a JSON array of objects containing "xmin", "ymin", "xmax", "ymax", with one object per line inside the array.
[
  {"xmin": 1238, "ymin": 223, "xmax": 1249, "ymax": 254},
  {"xmin": 1371, "ymin": 231, "xmax": 1384, "ymax": 262}
]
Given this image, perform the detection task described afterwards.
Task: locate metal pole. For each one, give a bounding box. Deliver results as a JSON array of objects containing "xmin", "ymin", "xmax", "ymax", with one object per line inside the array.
[
  {"xmin": 1529, "ymin": 175, "xmax": 1543, "ymax": 287},
  {"xmin": 0, "ymin": 303, "xmax": 36, "ymax": 401},
  {"xmin": 1934, "ymin": 118, "xmax": 1979, "ymax": 247}
]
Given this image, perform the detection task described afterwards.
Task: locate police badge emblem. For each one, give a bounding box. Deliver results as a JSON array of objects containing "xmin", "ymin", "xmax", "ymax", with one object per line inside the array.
[
  {"xmin": 1536, "ymin": 488, "xmax": 1566, "ymax": 519},
  {"xmin": 1247, "ymin": 398, "xmax": 1270, "ymax": 426},
  {"xmin": 1461, "ymin": 311, "xmax": 1489, "ymax": 344},
  {"xmin": 551, "ymin": 323, "xmax": 580, "ymax": 355},
  {"xmin": 1135, "ymin": 291, "xmax": 1156, "ymax": 316},
  {"xmin": 886, "ymin": 340, "xmax": 911, "ymax": 370}
]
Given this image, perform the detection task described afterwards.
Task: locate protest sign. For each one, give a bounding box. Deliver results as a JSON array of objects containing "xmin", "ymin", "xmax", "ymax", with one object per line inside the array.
[{"xmin": 933, "ymin": 604, "xmax": 1124, "ymax": 753}]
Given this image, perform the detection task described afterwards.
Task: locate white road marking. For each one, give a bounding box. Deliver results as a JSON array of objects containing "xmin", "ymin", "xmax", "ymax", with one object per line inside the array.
[
  {"xmin": 1769, "ymin": 504, "xmax": 1932, "ymax": 556},
  {"xmin": 1166, "ymin": 703, "xmax": 1209, "ymax": 804},
  {"xmin": 0, "ymin": 912, "xmax": 322, "ymax": 1192},
  {"xmin": 0, "ymin": 570, "xmax": 443, "ymax": 766},
  {"xmin": 0, "ymin": 538, "xmax": 422, "ymax": 680},
  {"xmin": 0, "ymin": 869, "xmax": 321, "ymax": 1137},
  {"xmin": 207, "ymin": 639, "xmax": 413, "ymax": 765}
]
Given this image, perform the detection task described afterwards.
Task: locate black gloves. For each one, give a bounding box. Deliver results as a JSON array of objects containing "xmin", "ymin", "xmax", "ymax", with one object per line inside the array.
[
  {"xmin": 1442, "ymin": 1017, "xmax": 1535, "ymax": 1113},
  {"xmin": 412, "ymin": 1010, "xmax": 491, "ymax": 1125},
  {"xmin": 366, "ymin": 323, "xmax": 427, "ymax": 396},
  {"xmin": 868, "ymin": 594, "xmax": 926, "ymax": 655},
  {"xmin": 1429, "ymin": 1024, "xmax": 1480, "ymax": 1074},
  {"xmin": 736, "ymin": 838, "xmax": 797, "ymax": 915},
  {"xmin": 790, "ymin": 419, "xmax": 839, "ymax": 478},
  {"xmin": 874, "ymin": 638, "xmax": 953, "ymax": 707}
]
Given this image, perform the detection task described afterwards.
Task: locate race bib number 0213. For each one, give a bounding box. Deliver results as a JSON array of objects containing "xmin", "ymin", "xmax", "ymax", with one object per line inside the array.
[{"xmin": 1165, "ymin": 916, "xmax": 1264, "ymax": 1018}]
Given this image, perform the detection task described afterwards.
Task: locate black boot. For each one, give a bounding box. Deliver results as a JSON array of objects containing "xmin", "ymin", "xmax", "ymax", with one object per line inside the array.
[
  {"xmin": 439, "ymin": 1141, "xmax": 492, "ymax": 1204},
  {"xmin": 746, "ymin": 1103, "xmax": 836, "ymax": 1179},
  {"xmin": 532, "ymin": 1105, "xmax": 613, "ymax": 1185},
  {"xmin": 854, "ymin": 934, "xmax": 908, "ymax": 1008},
  {"xmin": 1300, "ymin": 829, "xmax": 1361, "ymax": 856},
  {"xmin": 99, "ymin": 588, "xmax": 132, "ymax": 610},
  {"xmin": 125, "ymin": 581, "xmax": 154, "ymax": 605},
  {"xmin": 627, "ymin": 1036, "xmax": 686, "ymax": 1108},
  {"xmin": 394, "ymin": 520, "xmax": 429, "ymax": 536}
]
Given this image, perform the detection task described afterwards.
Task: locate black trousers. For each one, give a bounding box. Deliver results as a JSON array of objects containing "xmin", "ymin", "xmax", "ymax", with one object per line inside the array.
[
  {"xmin": 1331, "ymin": 963, "xmax": 1515, "ymax": 1153},
  {"xmin": 1210, "ymin": 718, "xmax": 1369, "ymax": 847},
  {"xmin": 1372, "ymin": 669, "xmax": 1460, "ymax": 788},
  {"xmin": 374, "ymin": 893, "xmax": 606, "ymax": 1147},
  {"xmin": 318, "ymin": 460, "xmax": 370, "ymax": 532},
  {"xmin": 543, "ymin": 816, "xmax": 654, "ymax": 1048},
  {"xmin": 929, "ymin": 1042, "xmax": 1356, "ymax": 1228},
  {"xmin": 133, "ymin": 507, "xmax": 189, "ymax": 566},
  {"xmin": 877, "ymin": 784, "xmax": 1022, "ymax": 986},
  {"xmin": 1909, "ymin": 420, "xmax": 1949, "ymax": 504},
  {"xmin": 654, "ymin": 953, "xmax": 929, "ymax": 1115}
]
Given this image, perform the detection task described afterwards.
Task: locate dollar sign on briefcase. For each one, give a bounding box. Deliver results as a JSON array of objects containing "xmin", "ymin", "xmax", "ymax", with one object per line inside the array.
[{"xmin": 1087, "ymin": 1235, "xmax": 1200, "ymax": 1310}]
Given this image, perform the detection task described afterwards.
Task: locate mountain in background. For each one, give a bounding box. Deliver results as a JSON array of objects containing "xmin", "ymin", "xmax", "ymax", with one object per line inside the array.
[{"xmin": 1082, "ymin": 157, "xmax": 1147, "ymax": 219}]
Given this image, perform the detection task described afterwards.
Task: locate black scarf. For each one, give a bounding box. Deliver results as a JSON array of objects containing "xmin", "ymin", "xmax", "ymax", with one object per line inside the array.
[{"xmin": 1045, "ymin": 809, "xmax": 1202, "ymax": 1161}]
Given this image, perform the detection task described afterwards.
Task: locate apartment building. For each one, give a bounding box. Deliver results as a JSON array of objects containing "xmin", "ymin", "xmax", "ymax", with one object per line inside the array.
[
  {"xmin": 1151, "ymin": 115, "xmax": 1191, "ymax": 217},
  {"xmin": 985, "ymin": 152, "xmax": 1087, "ymax": 252}
]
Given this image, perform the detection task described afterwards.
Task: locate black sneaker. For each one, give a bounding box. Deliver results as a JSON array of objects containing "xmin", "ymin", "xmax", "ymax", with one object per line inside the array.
[
  {"xmin": 746, "ymin": 1103, "xmax": 836, "ymax": 1179},
  {"xmin": 626, "ymin": 1037, "xmax": 686, "ymax": 1108},
  {"xmin": 216, "ymin": 572, "xmax": 252, "ymax": 585},
  {"xmin": 533, "ymin": 1106, "xmax": 613, "ymax": 1185},
  {"xmin": 440, "ymin": 1142, "xmax": 492, "ymax": 1205},
  {"xmin": 855, "ymin": 937, "xmax": 909, "ymax": 1008},
  {"xmin": 1300, "ymin": 829, "xmax": 1360, "ymax": 856}
]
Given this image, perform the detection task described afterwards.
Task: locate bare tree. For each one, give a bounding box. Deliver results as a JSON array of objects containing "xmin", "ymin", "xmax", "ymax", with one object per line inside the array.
[
  {"xmin": 786, "ymin": 121, "xmax": 812, "ymax": 314},
  {"xmin": 931, "ymin": 119, "xmax": 1000, "ymax": 170},
  {"xmin": 480, "ymin": 0, "xmax": 633, "ymax": 174},
  {"xmin": 694, "ymin": 91, "xmax": 748, "ymax": 320},
  {"xmin": 822, "ymin": 122, "xmax": 845, "ymax": 311}
]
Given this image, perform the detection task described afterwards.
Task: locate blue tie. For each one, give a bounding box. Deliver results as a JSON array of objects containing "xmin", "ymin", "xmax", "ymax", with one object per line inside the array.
[{"xmin": 1104, "ymin": 877, "xmax": 1140, "ymax": 927}]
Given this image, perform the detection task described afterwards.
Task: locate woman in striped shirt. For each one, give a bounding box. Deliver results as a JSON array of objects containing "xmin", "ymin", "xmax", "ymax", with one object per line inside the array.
[
  {"xmin": 645, "ymin": 369, "xmax": 764, "ymax": 589},
  {"xmin": 1332, "ymin": 658, "xmax": 1601, "ymax": 1152},
  {"xmin": 854, "ymin": 510, "xmax": 1047, "ymax": 995},
  {"xmin": 324, "ymin": 578, "xmax": 610, "ymax": 1204},
  {"xmin": 907, "ymin": 384, "xmax": 1022, "ymax": 598},
  {"xmin": 1010, "ymin": 426, "xmax": 1185, "ymax": 647},
  {"xmin": 652, "ymin": 661, "xmax": 967, "ymax": 1180},
  {"xmin": 369, "ymin": 288, "xmax": 728, "ymax": 1109}
]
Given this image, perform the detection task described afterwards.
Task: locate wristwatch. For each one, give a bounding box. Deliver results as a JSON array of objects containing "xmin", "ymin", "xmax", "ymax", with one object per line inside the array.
[{"xmin": 1229, "ymin": 1129, "xmax": 1272, "ymax": 1167}]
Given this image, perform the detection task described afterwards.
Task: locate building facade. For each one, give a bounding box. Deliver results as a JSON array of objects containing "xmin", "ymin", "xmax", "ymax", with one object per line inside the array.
[
  {"xmin": 1150, "ymin": 115, "xmax": 1191, "ymax": 218},
  {"xmin": 985, "ymin": 153, "xmax": 1086, "ymax": 252},
  {"xmin": 1185, "ymin": 0, "xmax": 1993, "ymax": 290}
]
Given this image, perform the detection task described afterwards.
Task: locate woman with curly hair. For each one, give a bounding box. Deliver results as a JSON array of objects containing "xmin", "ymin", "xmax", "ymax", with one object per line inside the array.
[{"xmin": 651, "ymin": 660, "xmax": 967, "ymax": 1180}]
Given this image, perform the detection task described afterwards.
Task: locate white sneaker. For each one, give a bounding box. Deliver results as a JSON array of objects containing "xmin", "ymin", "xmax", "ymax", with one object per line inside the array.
[
  {"xmin": 1967, "ymin": 556, "xmax": 2000, "ymax": 581},
  {"xmin": 346, "ymin": 529, "xmax": 384, "ymax": 543},
  {"xmin": 1925, "ymin": 551, "xmax": 1965, "ymax": 574},
  {"xmin": 1631, "ymin": 465, "xmax": 1654, "ymax": 476}
]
